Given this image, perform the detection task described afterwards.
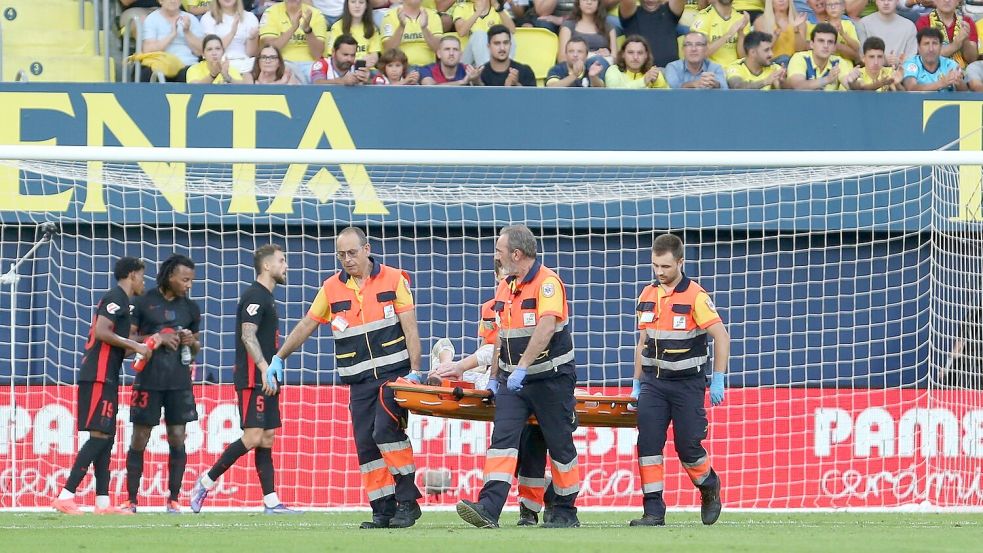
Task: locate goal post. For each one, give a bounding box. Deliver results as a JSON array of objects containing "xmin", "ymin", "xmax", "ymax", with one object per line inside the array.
[{"xmin": 1, "ymin": 146, "xmax": 981, "ymax": 511}]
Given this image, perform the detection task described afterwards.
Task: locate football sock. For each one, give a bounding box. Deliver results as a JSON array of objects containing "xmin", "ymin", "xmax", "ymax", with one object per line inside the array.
[
  {"xmin": 64, "ymin": 436, "xmax": 110, "ymax": 494},
  {"xmin": 206, "ymin": 439, "xmax": 249, "ymax": 485},
  {"xmin": 168, "ymin": 445, "xmax": 187, "ymax": 502},
  {"xmin": 125, "ymin": 448, "xmax": 144, "ymax": 504},
  {"xmin": 94, "ymin": 439, "xmax": 112, "ymax": 496},
  {"xmin": 255, "ymin": 447, "xmax": 276, "ymax": 496}
]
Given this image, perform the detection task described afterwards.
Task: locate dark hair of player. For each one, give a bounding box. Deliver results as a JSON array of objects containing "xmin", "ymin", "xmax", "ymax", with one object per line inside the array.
[
  {"xmin": 113, "ymin": 257, "xmax": 145, "ymax": 281},
  {"xmin": 254, "ymin": 244, "xmax": 283, "ymax": 275},
  {"xmin": 157, "ymin": 254, "xmax": 196, "ymax": 293}
]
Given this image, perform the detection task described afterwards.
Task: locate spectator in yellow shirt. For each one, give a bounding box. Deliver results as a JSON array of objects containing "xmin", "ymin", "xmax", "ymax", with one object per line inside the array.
[
  {"xmin": 843, "ymin": 36, "xmax": 902, "ymax": 90},
  {"xmin": 328, "ymin": 0, "xmax": 383, "ymax": 67},
  {"xmin": 382, "ymin": 0, "xmax": 443, "ymax": 66},
  {"xmin": 786, "ymin": 22, "xmax": 853, "ymax": 89},
  {"xmin": 691, "ymin": 0, "xmax": 752, "ymax": 66},
  {"xmin": 726, "ymin": 30, "xmax": 785, "ymax": 87},
  {"xmin": 187, "ymin": 34, "xmax": 245, "ymax": 83},
  {"xmin": 260, "ymin": 0, "xmax": 329, "ymax": 83},
  {"xmin": 604, "ymin": 35, "xmax": 670, "ymax": 87}
]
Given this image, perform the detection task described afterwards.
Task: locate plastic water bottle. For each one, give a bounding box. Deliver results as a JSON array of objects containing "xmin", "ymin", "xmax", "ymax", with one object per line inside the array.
[
  {"xmin": 178, "ymin": 326, "xmax": 193, "ymax": 366},
  {"xmin": 132, "ymin": 336, "xmax": 157, "ymax": 372}
]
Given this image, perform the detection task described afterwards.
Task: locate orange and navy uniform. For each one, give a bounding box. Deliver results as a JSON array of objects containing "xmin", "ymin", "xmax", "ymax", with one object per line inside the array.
[
  {"xmin": 305, "ymin": 257, "xmax": 422, "ymax": 512},
  {"xmin": 477, "ymin": 295, "xmax": 548, "ymax": 512},
  {"xmin": 77, "ymin": 286, "xmax": 132, "ymax": 433},
  {"xmin": 307, "ymin": 259, "xmax": 414, "ymax": 384},
  {"xmin": 478, "ymin": 298, "xmax": 499, "ymax": 347},
  {"xmin": 492, "ymin": 262, "xmax": 574, "ymax": 381},
  {"xmin": 475, "ymin": 261, "xmax": 580, "ymax": 523},
  {"xmin": 636, "ymin": 275, "xmax": 721, "ymax": 379},
  {"xmin": 635, "ymin": 274, "xmax": 722, "ymax": 519}
]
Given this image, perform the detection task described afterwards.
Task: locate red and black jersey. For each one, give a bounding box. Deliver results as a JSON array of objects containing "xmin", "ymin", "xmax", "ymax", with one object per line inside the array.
[
  {"xmin": 131, "ymin": 288, "xmax": 201, "ymax": 391},
  {"xmin": 234, "ymin": 281, "xmax": 279, "ymax": 390},
  {"xmin": 79, "ymin": 286, "xmax": 133, "ymax": 384}
]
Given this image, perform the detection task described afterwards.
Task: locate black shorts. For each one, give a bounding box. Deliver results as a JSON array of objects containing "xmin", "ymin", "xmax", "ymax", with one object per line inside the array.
[
  {"xmin": 77, "ymin": 381, "xmax": 119, "ymax": 434},
  {"xmin": 129, "ymin": 388, "xmax": 199, "ymax": 426},
  {"xmin": 237, "ymin": 387, "xmax": 282, "ymax": 430}
]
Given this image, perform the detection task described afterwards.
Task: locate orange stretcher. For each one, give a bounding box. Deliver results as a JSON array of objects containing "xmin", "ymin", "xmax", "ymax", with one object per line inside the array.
[{"xmin": 387, "ymin": 379, "xmax": 638, "ymax": 428}]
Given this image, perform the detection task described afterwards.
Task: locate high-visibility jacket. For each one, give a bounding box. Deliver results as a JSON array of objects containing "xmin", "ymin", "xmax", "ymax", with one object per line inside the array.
[
  {"xmin": 493, "ymin": 261, "xmax": 575, "ymax": 380},
  {"xmin": 637, "ymin": 274, "xmax": 722, "ymax": 379},
  {"xmin": 478, "ymin": 298, "xmax": 499, "ymax": 346},
  {"xmin": 310, "ymin": 260, "xmax": 413, "ymax": 384}
]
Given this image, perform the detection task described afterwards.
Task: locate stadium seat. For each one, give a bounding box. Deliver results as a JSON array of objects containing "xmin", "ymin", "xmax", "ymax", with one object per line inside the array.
[
  {"xmin": 3, "ymin": 54, "xmax": 112, "ymax": 82},
  {"xmin": 401, "ymin": 41, "xmax": 436, "ymax": 67},
  {"xmin": 2, "ymin": 29, "xmax": 98, "ymax": 56},
  {"xmin": 514, "ymin": 27, "xmax": 558, "ymax": 80},
  {"xmin": 0, "ymin": 0, "xmax": 94, "ymax": 31}
]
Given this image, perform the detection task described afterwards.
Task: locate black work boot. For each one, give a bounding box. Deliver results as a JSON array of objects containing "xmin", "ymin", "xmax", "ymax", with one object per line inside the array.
[
  {"xmin": 389, "ymin": 500, "xmax": 422, "ymax": 528},
  {"xmin": 700, "ymin": 476, "xmax": 722, "ymax": 526},
  {"xmin": 517, "ymin": 503, "xmax": 539, "ymax": 526},
  {"xmin": 629, "ymin": 514, "xmax": 666, "ymax": 527},
  {"xmin": 456, "ymin": 499, "xmax": 499, "ymax": 529}
]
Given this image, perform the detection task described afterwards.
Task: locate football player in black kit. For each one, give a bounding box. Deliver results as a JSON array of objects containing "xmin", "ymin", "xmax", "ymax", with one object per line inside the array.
[
  {"xmin": 52, "ymin": 257, "xmax": 151, "ymax": 515},
  {"xmin": 122, "ymin": 254, "xmax": 202, "ymax": 513},
  {"xmin": 190, "ymin": 244, "xmax": 301, "ymax": 514}
]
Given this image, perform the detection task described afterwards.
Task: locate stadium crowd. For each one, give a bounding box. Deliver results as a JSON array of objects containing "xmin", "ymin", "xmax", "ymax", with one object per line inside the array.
[{"xmin": 114, "ymin": 0, "xmax": 983, "ymax": 89}]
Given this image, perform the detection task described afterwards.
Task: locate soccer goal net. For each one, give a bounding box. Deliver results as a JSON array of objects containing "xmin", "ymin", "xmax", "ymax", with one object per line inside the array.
[{"xmin": 1, "ymin": 147, "xmax": 981, "ymax": 511}]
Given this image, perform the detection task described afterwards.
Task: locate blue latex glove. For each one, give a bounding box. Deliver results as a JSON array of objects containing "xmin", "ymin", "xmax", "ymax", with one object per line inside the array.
[
  {"xmin": 627, "ymin": 379, "xmax": 641, "ymax": 411},
  {"xmin": 267, "ymin": 356, "xmax": 284, "ymax": 391},
  {"xmin": 405, "ymin": 371, "xmax": 425, "ymax": 384},
  {"xmin": 507, "ymin": 366, "xmax": 527, "ymax": 392},
  {"xmin": 710, "ymin": 372, "xmax": 725, "ymax": 406},
  {"xmin": 485, "ymin": 377, "xmax": 499, "ymax": 397}
]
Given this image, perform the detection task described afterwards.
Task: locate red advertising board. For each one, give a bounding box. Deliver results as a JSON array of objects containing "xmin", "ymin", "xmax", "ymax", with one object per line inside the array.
[{"xmin": 2, "ymin": 386, "xmax": 981, "ymax": 508}]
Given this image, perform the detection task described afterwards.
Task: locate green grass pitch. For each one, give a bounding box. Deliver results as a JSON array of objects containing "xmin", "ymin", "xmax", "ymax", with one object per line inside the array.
[{"xmin": 1, "ymin": 512, "xmax": 978, "ymax": 553}]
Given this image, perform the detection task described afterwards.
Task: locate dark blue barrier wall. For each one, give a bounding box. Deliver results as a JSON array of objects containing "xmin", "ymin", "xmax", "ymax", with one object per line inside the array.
[{"xmin": 1, "ymin": 85, "xmax": 978, "ymax": 389}]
